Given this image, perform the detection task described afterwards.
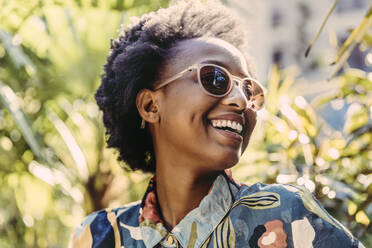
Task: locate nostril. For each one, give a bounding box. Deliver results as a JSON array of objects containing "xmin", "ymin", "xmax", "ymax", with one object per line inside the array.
[{"xmin": 229, "ymin": 102, "xmax": 239, "ymax": 108}]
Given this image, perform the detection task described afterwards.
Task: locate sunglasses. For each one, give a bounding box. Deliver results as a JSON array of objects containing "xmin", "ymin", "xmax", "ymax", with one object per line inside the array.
[{"xmin": 154, "ymin": 63, "xmax": 265, "ymax": 111}]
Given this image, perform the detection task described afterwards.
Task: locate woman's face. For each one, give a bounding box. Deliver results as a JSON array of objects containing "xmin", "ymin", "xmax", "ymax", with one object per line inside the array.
[{"xmin": 152, "ymin": 37, "xmax": 257, "ymax": 172}]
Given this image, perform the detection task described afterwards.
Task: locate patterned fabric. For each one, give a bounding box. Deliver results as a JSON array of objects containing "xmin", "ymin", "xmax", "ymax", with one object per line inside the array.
[{"xmin": 69, "ymin": 171, "xmax": 364, "ymax": 248}]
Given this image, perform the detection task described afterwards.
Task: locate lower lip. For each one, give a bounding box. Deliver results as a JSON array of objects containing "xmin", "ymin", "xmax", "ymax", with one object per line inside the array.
[{"xmin": 210, "ymin": 125, "xmax": 243, "ymax": 144}]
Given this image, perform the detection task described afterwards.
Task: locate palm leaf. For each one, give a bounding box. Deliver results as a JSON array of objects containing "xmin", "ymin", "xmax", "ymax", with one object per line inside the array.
[
  {"xmin": 46, "ymin": 109, "xmax": 89, "ymax": 182},
  {"xmin": 328, "ymin": 6, "xmax": 372, "ymax": 80},
  {"xmin": 0, "ymin": 81, "xmax": 43, "ymax": 160},
  {"xmin": 0, "ymin": 29, "xmax": 40, "ymax": 86},
  {"xmin": 0, "ymin": 29, "xmax": 33, "ymax": 69},
  {"xmin": 362, "ymin": 32, "xmax": 372, "ymax": 45},
  {"xmin": 331, "ymin": 6, "xmax": 372, "ymax": 65},
  {"xmin": 64, "ymin": 8, "xmax": 81, "ymax": 45},
  {"xmin": 305, "ymin": 0, "xmax": 339, "ymax": 57}
]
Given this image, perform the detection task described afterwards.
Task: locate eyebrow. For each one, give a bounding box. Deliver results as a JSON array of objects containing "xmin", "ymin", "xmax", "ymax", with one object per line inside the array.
[{"xmin": 200, "ymin": 59, "xmax": 250, "ymax": 78}]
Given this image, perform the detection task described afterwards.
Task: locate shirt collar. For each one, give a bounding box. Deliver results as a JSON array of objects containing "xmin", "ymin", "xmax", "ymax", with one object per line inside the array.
[{"xmin": 139, "ymin": 170, "xmax": 239, "ymax": 248}]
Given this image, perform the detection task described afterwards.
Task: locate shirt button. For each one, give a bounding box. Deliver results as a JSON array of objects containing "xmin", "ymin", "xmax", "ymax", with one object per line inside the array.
[{"xmin": 167, "ymin": 235, "xmax": 174, "ymax": 245}]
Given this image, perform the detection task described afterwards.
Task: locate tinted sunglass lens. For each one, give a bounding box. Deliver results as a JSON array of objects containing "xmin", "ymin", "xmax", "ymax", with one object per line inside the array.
[
  {"xmin": 200, "ymin": 66, "xmax": 229, "ymax": 95},
  {"xmin": 243, "ymin": 79, "xmax": 265, "ymax": 111}
]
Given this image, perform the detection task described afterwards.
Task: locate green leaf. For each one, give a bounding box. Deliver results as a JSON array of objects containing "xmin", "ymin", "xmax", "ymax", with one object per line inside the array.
[
  {"xmin": 362, "ymin": 32, "xmax": 372, "ymax": 46},
  {"xmin": 0, "ymin": 81, "xmax": 43, "ymax": 160},
  {"xmin": 46, "ymin": 109, "xmax": 89, "ymax": 182},
  {"xmin": 344, "ymin": 104, "xmax": 369, "ymax": 135},
  {"xmin": 14, "ymin": 173, "xmax": 52, "ymax": 219},
  {"xmin": 331, "ymin": 7, "xmax": 372, "ymax": 65},
  {"xmin": 329, "ymin": 6, "xmax": 372, "ymax": 80},
  {"xmin": 305, "ymin": 0, "xmax": 339, "ymax": 57},
  {"xmin": 0, "ymin": 29, "xmax": 40, "ymax": 86}
]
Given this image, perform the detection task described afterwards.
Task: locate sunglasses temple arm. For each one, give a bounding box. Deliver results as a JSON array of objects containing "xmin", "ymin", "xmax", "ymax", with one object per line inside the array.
[{"xmin": 154, "ymin": 67, "xmax": 194, "ymax": 90}]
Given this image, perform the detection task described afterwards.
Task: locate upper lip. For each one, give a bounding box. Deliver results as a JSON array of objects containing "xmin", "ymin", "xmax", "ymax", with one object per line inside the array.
[{"xmin": 208, "ymin": 113, "xmax": 245, "ymax": 128}]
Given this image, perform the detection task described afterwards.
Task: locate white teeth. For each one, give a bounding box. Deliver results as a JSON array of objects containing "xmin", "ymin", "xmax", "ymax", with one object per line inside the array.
[
  {"xmin": 237, "ymin": 123, "xmax": 243, "ymax": 133},
  {"xmin": 210, "ymin": 119, "xmax": 243, "ymax": 134},
  {"xmin": 232, "ymin": 122, "xmax": 237, "ymax": 129}
]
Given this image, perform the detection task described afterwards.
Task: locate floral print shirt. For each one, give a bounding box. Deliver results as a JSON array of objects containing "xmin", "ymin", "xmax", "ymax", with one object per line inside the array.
[{"xmin": 69, "ymin": 171, "xmax": 364, "ymax": 248}]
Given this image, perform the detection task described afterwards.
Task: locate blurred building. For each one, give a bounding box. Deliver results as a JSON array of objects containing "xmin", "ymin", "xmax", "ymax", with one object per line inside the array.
[
  {"xmin": 228, "ymin": 0, "xmax": 370, "ymax": 130},
  {"xmin": 228, "ymin": 0, "xmax": 369, "ymax": 80}
]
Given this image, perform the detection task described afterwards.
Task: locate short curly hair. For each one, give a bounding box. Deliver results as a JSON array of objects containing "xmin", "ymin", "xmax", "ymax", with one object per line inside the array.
[{"xmin": 95, "ymin": 0, "xmax": 256, "ymax": 173}]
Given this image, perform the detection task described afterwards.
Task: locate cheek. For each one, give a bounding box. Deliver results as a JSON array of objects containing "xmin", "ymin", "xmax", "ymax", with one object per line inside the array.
[
  {"xmin": 241, "ymin": 110, "xmax": 257, "ymax": 151},
  {"xmin": 166, "ymin": 83, "xmax": 217, "ymax": 117},
  {"xmin": 161, "ymin": 85, "xmax": 217, "ymax": 132}
]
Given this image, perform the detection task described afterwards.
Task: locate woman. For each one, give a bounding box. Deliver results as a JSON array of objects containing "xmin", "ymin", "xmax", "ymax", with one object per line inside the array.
[{"xmin": 70, "ymin": 1, "xmax": 363, "ymax": 247}]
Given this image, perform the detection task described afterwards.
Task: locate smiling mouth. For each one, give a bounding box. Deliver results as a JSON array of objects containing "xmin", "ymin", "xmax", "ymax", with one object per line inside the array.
[{"xmin": 210, "ymin": 119, "xmax": 243, "ymax": 136}]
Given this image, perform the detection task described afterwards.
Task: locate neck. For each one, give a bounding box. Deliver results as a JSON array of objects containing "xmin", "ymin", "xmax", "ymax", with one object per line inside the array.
[{"xmin": 155, "ymin": 163, "xmax": 219, "ymax": 230}]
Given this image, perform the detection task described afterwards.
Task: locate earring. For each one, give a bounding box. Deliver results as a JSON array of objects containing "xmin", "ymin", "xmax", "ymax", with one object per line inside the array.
[{"xmin": 140, "ymin": 118, "xmax": 145, "ymax": 129}]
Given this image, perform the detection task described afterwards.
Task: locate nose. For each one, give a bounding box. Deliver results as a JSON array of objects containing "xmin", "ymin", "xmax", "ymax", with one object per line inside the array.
[{"xmin": 221, "ymin": 80, "xmax": 248, "ymax": 111}]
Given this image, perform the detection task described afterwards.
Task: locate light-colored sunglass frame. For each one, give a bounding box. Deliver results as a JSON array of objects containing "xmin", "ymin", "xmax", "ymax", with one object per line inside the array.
[{"xmin": 154, "ymin": 63, "xmax": 265, "ymax": 111}]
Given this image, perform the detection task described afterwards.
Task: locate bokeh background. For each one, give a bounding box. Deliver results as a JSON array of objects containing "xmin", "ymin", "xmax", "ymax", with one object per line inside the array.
[{"xmin": 0, "ymin": 0, "xmax": 371, "ymax": 247}]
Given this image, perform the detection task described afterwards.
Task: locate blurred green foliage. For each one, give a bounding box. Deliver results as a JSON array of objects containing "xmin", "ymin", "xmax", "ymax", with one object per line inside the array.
[
  {"xmin": 0, "ymin": 0, "xmax": 167, "ymax": 247},
  {"xmin": 0, "ymin": 0, "xmax": 371, "ymax": 247},
  {"xmin": 232, "ymin": 65, "xmax": 372, "ymax": 245},
  {"xmin": 234, "ymin": 3, "xmax": 372, "ymax": 245}
]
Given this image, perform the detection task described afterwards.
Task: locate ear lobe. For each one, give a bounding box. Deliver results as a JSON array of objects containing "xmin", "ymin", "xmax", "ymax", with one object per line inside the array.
[{"xmin": 136, "ymin": 89, "xmax": 160, "ymax": 125}]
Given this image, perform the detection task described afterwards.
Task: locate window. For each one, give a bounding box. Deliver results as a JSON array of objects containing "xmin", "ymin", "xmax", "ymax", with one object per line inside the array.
[
  {"xmin": 272, "ymin": 49, "xmax": 283, "ymax": 68},
  {"xmin": 272, "ymin": 8, "xmax": 282, "ymax": 27},
  {"xmin": 352, "ymin": 0, "xmax": 365, "ymax": 9},
  {"xmin": 337, "ymin": 0, "xmax": 366, "ymax": 12}
]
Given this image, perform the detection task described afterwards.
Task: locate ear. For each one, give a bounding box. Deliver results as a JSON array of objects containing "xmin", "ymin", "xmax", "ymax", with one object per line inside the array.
[{"xmin": 136, "ymin": 89, "xmax": 160, "ymax": 125}]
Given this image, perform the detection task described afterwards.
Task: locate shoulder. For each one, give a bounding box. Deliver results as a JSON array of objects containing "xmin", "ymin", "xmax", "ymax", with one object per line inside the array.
[
  {"xmin": 232, "ymin": 183, "xmax": 361, "ymax": 247},
  {"xmin": 68, "ymin": 201, "xmax": 141, "ymax": 248}
]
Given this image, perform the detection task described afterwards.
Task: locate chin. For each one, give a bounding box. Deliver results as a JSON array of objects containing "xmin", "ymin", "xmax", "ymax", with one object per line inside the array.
[{"xmin": 212, "ymin": 150, "xmax": 241, "ymax": 170}]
